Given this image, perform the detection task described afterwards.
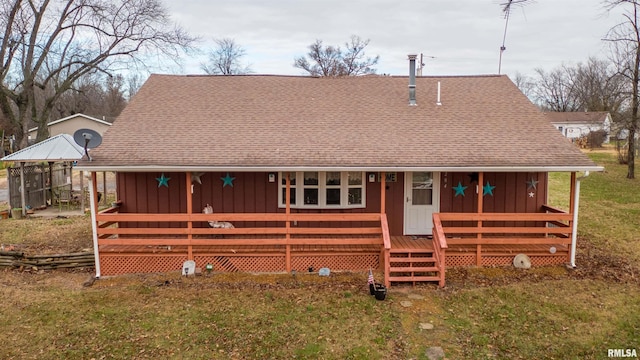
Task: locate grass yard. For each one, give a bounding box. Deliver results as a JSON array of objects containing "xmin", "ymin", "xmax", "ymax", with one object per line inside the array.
[
  {"xmin": 549, "ymin": 148, "xmax": 640, "ymax": 265},
  {"xmin": 0, "ymin": 150, "xmax": 638, "ymax": 359}
]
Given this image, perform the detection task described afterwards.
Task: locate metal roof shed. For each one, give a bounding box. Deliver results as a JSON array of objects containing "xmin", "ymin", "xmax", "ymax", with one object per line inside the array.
[{"xmin": 1, "ymin": 134, "xmax": 86, "ymax": 215}]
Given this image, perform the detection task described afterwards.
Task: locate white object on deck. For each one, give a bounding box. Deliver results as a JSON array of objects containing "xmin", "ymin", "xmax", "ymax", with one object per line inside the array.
[{"xmin": 202, "ymin": 204, "xmax": 234, "ymax": 228}]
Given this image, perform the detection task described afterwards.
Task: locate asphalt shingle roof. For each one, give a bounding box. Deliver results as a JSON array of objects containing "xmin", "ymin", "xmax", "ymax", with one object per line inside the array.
[
  {"xmin": 82, "ymin": 74, "xmax": 599, "ymax": 171},
  {"xmin": 545, "ymin": 111, "xmax": 610, "ymax": 125}
]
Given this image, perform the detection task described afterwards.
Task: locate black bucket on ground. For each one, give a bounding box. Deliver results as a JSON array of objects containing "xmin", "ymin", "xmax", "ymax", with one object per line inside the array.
[{"xmin": 374, "ymin": 284, "xmax": 387, "ymax": 300}]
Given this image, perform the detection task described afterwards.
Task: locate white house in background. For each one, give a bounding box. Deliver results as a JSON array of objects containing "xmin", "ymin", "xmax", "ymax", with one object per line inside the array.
[
  {"xmin": 27, "ymin": 113, "xmax": 112, "ymax": 140},
  {"xmin": 544, "ymin": 111, "xmax": 611, "ymax": 144}
]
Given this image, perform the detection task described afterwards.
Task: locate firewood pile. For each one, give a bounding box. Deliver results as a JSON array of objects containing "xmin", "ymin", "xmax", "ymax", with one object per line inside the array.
[
  {"xmin": 0, "ymin": 250, "xmax": 94, "ymax": 271},
  {"xmin": 575, "ymin": 136, "xmax": 588, "ymax": 149}
]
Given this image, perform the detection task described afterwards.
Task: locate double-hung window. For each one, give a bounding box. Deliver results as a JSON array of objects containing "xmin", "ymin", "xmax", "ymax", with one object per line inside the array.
[{"xmin": 279, "ymin": 171, "xmax": 365, "ymax": 208}]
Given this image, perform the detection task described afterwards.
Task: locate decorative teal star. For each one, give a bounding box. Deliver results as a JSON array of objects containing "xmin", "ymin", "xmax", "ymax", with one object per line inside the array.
[
  {"xmin": 221, "ymin": 172, "xmax": 235, "ymax": 187},
  {"xmin": 156, "ymin": 173, "xmax": 170, "ymax": 188},
  {"xmin": 453, "ymin": 181, "xmax": 467, "ymax": 197},
  {"xmin": 483, "ymin": 181, "xmax": 496, "ymax": 196},
  {"xmin": 526, "ymin": 177, "xmax": 538, "ymax": 190}
]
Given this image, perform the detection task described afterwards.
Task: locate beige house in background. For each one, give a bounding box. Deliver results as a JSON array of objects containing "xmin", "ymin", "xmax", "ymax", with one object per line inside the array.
[{"xmin": 27, "ymin": 113, "xmax": 112, "ymax": 141}]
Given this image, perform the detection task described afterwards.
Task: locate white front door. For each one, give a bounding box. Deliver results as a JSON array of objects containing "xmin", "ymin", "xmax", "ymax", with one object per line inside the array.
[{"xmin": 404, "ymin": 172, "xmax": 440, "ymax": 235}]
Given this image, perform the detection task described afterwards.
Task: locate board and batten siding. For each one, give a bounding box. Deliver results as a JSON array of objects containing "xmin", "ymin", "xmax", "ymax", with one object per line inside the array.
[
  {"xmin": 438, "ymin": 172, "xmax": 548, "ymax": 213},
  {"xmin": 115, "ymin": 171, "xmax": 548, "ymax": 235},
  {"xmin": 116, "ymin": 172, "xmax": 400, "ymax": 231}
]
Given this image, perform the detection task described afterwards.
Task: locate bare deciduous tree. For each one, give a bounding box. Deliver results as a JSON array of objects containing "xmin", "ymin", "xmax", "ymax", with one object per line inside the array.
[
  {"xmin": 53, "ymin": 73, "xmax": 127, "ymax": 121},
  {"xmin": 531, "ymin": 66, "xmax": 581, "ymax": 112},
  {"xmin": 293, "ymin": 35, "xmax": 380, "ymax": 77},
  {"xmin": 126, "ymin": 73, "xmax": 145, "ymax": 100},
  {"xmin": 571, "ymin": 57, "xmax": 626, "ymax": 114},
  {"xmin": 0, "ymin": 0, "xmax": 196, "ymax": 148},
  {"xmin": 512, "ymin": 72, "xmax": 535, "ymax": 98},
  {"xmin": 604, "ymin": 0, "xmax": 640, "ymax": 179},
  {"xmin": 529, "ymin": 58, "xmax": 625, "ymax": 114},
  {"xmin": 201, "ymin": 38, "xmax": 251, "ymax": 75}
]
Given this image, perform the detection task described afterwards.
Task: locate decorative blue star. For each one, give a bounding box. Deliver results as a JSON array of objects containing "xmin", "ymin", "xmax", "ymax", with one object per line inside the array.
[
  {"xmin": 483, "ymin": 181, "xmax": 496, "ymax": 196},
  {"xmin": 221, "ymin": 172, "xmax": 235, "ymax": 187},
  {"xmin": 453, "ymin": 181, "xmax": 467, "ymax": 197},
  {"xmin": 156, "ymin": 173, "xmax": 170, "ymax": 188},
  {"xmin": 526, "ymin": 177, "xmax": 538, "ymax": 190}
]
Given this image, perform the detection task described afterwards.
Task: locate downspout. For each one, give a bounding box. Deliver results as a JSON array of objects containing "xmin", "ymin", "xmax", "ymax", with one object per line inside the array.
[
  {"xmin": 570, "ymin": 171, "xmax": 589, "ymax": 268},
  {"xmin": 89, "ymin": 171, "xmax": 101, "ymax": 278}
]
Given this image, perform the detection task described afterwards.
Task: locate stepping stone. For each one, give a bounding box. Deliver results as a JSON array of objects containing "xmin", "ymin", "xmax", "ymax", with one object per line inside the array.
[
  {"xmin": 419, "ymin": 322, "xmax": 434, "ymax": 330},
  {"xmin": 400, "ymin": 301, "xmax": 413, "ymax": 308},
  {"xmin": 408, "ymin": 294, "xmax": 425, "ymax": 300},
  {"xmin": 425, "ymin": 346, "xmax": 445, "ymax": 360}
]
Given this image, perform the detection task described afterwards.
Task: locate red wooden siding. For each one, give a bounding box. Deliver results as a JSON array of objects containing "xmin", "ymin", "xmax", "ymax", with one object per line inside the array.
[
  {"xmin": 117, "ymin": 172, "xmax": 188, "ymax": 229},
  {"xmin": 439, "ymin": 172, "xmax": 547, "ymax": 213},
  {"xmin": 116, "ymin": 171, "xmax": 548, "ymax": 236}
]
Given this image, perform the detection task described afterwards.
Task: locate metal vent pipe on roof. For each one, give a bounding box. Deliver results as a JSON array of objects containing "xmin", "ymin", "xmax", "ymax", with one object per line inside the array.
[{"xmin": 408, "ymin": 54, "xmax": 417, "ymax": 106}]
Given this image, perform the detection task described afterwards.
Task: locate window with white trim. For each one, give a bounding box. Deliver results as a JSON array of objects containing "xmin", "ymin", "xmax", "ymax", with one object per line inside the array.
[{"xmin": 279, "ymin": 171, "xmax": 366, "ymax": 208}]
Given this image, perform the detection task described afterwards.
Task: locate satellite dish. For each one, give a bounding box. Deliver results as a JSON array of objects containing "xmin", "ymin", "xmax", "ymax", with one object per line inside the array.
[
  {"xmin": 513, "ymin": 254, "xmax": 531, "ymax": 269},
  {"xmin": 74, "ymin": 128, "xmax": 102, "ymax": 149},
  {"xmin": 73, "ymin": 128, "xmax": 102, "ymax": 161}
]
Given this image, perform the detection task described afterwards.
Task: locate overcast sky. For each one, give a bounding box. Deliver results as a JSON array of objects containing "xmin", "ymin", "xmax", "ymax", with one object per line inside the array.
[{"xmin": 163, "ymin": 0, "xmax": 624, "ymax": 79}]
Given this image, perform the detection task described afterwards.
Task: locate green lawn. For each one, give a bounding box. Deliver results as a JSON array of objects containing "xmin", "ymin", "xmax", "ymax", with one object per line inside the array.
[
  {"xmin": 0, "ymin": 150, "xmax": 638, "ymax": 359},
  {"xmin": 549, "ymin": 150, "xmax": 640, "ymax": 264}
]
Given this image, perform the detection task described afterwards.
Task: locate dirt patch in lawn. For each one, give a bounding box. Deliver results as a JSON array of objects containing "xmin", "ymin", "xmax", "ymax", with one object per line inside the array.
[{"xmin": 442, "ymin": 238, "xmax": 639, "ymax": 290}]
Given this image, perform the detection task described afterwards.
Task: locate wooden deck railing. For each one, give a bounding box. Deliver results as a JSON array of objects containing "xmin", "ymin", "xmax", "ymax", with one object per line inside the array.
[
  {"xmin": 432, "ymin": 207, "xmax": 573, "ymax": 267},
  {"xmin": 95, "ymin": 207, "xmax": 388, "ymax": 273},
  {"xmin": 431, "ymin": 214, "xmax": 448, "ymax": 287},
  {"xmin": 380, "ymin": 214, "xmax": 391, "ymax": 287}
]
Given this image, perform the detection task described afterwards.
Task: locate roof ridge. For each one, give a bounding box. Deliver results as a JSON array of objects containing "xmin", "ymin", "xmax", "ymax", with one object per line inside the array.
[{"xmin": 149, "ymin": 73, "xmax": 507, "ymax": 79}]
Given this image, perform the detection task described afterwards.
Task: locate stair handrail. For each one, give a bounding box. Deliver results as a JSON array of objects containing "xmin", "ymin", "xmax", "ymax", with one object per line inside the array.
[
  {"xmin": 432, "ymin": 213, "xmax": 448, "ymax": 287},
  {"xmin": 380, "ymin": 213, "xmax": 391, "ymax": 287}
]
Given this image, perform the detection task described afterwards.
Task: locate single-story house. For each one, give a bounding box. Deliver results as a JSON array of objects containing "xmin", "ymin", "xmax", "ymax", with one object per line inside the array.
[
  {"xmin": 76, "ymin": 56, "xmax": 602, "ymax": 287},
  {"xmin": 545, "ymin": 111, "xmax": 611, "ymax": 143},
  {"xmin": 27, "ymin": 113, "xmax": 111, "ymax": 141}
]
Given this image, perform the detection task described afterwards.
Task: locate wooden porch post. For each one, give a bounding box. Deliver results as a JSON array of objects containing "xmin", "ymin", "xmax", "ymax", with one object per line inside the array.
[
  {"xmin": 285, "ymin": 173, "xmax": 291, "ymax": 272},
  {"xmin": 380, "ymin": 172, "xmax": 386, "ymax": 214},
  {"xmin": 476, "ymin": 172, "xmax": 484, "ymax": 266},
  {"xmin": 569, "ymin": 172, "xmax": 576, "ymax": 215},
  {"xmin": 186, "ymin": 172, "xmax": 193, "ymax": 261},
  {"xmin": 102, "ymin": 172, "xmax": 107, "ymax": 206},
  {"xmin": 91, "ymin": 172, "xmax": 99, "ymax": 213},
  {"xmin": 380, "ymin": 172, "xmax": 389, "ymax": 284},
  {"xmin": 568, "ymin": 172, "xmax": 577, "ymax": 263}
]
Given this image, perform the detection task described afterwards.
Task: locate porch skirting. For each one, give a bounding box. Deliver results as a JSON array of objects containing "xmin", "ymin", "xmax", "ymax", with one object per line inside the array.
[
  {"xmin": 97, "ymin": 240, "xmax": 568, "ymax": 277},
  {"xmin": 99, "ymin": 245, "xmax": 381, "ymax": 276},
  {"xmin": 445, "ymin": 243, "xmax": 570, "ymax": 267}
]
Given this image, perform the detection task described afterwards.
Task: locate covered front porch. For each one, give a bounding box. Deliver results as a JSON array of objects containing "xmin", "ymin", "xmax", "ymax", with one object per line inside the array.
[{"xmin": 86, "ymin": 171, "xmax": 582, "ymax": 287}]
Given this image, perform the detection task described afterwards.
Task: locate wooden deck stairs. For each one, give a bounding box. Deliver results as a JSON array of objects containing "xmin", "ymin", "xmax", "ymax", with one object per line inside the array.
[{"xmin": 388, "ymin": 237, "xmax": 443, "ymax": 286}]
